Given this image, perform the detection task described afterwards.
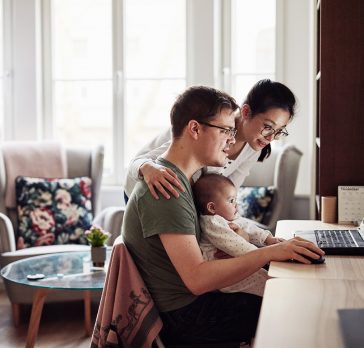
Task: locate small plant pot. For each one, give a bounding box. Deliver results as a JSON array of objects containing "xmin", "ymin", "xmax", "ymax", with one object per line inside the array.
[{"xmin": 91, "ymin": 246, "xmax": 106, "ymax": 267}]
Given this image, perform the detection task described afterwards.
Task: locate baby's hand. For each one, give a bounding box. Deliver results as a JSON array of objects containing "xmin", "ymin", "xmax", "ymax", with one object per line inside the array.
[
  {"xmin": 228, "ymin": 222, "xmax": 250, "ymax": 242},
  {"xmin": 265, "ymin": 236, "xmax": 285, "ymax": 245},
  {"xmin": 214, "ymin": 249, "xmax": 232, "ymax": 260}
]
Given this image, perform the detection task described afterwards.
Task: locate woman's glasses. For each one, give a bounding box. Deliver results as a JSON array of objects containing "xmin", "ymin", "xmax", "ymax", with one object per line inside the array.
[{"xmin": 261, "ymin": 125, "xmax": 289, "ymax": 140}]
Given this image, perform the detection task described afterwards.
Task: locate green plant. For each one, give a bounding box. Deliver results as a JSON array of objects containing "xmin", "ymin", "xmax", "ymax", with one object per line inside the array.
[{"xmin": 85, "ymin": 225, "xmax": 110, "ymax": 247}]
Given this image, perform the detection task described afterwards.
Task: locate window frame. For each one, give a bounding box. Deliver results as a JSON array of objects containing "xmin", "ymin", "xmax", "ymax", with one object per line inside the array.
[{"xmin": 1, "ymin": 0, "xmax": 13, "ymax": 141}]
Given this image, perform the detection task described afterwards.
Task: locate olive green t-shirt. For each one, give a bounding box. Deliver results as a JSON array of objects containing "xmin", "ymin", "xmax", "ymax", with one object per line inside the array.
[{"xmin": 122, "ymin": 158, "xmax": 201, "ymax": 312}]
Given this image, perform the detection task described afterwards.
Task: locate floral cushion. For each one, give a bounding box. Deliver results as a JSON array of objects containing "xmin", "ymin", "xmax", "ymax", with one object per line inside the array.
[
  {"xmin": 237, "ymin": 186, "xmax": 275, "ymax": 225},
  {"xmin": 16, "ymin": 176, "xmax": 93, "ymax": 249}
]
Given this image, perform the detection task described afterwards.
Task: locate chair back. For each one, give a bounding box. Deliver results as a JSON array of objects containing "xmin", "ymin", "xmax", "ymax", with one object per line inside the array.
[
  {"xmin": 92, "ymin": 237, "xmax": 163, "ymax": 347},
  {"xmin": 0, "ymin": 143, "xmax": 104, "ymax": 234},
  {"xmin": 243, "ymin": 144, "xmax": 303, "ymax": 231}
]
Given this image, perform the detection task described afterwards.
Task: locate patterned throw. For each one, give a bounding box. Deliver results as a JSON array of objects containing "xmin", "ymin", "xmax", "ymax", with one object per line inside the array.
[
  {"xmin": 15, "ymin": 176, "xmax": 93, "ymax": 249},
  {"xmin": 237, "ymin": 186, "xmax": 275, "ymax": 225},
  {"xmin": 91, "ymin": 242, "xmax": 163, "ymax": 348}
]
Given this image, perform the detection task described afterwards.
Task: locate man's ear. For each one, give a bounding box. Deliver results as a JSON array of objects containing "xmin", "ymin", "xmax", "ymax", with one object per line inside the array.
[
  {"xmin": 206, "ymin": 202, "xmax": 216, "ymax": 214},
  {"xmin": 187, "ymin": 120, "xmax": 200, "ymax": 139},
  {"xmin": 241, "ymin": 104, "xmax": 251, "ymax": 120}
]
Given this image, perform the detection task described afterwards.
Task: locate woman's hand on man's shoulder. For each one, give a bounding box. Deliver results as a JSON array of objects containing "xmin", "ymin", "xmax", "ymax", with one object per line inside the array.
[{"xmin": 139, "ymin": 162, "xmax": 185, "ymax": 200}]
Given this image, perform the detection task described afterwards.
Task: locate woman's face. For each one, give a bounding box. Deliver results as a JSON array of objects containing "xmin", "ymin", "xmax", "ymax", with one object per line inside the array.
[{"xmin": 238, "ymin": 106, "xmax": 291, "ymax": 151}]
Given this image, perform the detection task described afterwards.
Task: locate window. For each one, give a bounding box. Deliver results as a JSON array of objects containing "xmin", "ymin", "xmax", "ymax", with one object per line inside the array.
[
  {"xmin": 124, "ymin": 0, "xmax": 186, "ymax": 167},
  {"xmin": 43, "ymin": 0, "xmax": 186, "ymax": 184},
  {"xmin": 43, "ymin": 0, "xmax": 277, "ymax": 185},
  {"xmin": 227, "ymin": 0, "xmax": 276, "ymax": 101},
  {"xmin": 43, "ymin": 0, "xmax": 114, "ymax": 175}
]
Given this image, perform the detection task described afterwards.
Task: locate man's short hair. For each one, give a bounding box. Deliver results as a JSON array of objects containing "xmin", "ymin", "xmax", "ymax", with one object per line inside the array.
[
  {"xmin": 193, "ymin": 173, "xmax": 235, "ymax": 214},
  {"xmin": 170, "ymin": 86, "xmax": 239, "ymax": 138}
]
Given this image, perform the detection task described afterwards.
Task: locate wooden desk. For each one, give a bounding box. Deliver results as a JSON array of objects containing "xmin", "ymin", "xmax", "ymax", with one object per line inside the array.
[
  {"xmin": 269, "ymin": 220, "xmax": 364, "ymax": 280},
  {"xmin": 254, "ymin": 278, "xmax": 364, "ymax": 348}
]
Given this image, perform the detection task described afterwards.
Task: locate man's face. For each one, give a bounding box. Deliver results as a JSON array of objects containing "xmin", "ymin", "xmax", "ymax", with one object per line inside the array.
[{"xmin": 198, "ymin": 108, "xmax": 236, "ymax": 167}]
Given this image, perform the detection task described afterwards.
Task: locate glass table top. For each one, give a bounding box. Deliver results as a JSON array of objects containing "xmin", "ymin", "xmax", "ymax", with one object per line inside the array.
[{"xmin": 0, "ymin": 250, "xmax": 111, "ymax": 290}]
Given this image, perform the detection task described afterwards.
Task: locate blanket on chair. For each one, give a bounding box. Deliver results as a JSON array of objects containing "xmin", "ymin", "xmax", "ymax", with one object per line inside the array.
[
  {"xmin": 2, "ymin": 141, "xmax": 67, "ymax": 208},
  {"xmin": 91, "ymin": 242, "xmax": 163, "ymax": 348}
]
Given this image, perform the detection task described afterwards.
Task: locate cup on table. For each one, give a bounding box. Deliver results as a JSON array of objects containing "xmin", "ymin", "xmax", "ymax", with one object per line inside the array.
[{"xmin": 321, "ymin": 196, "xmax": 337, "ymax": 223}]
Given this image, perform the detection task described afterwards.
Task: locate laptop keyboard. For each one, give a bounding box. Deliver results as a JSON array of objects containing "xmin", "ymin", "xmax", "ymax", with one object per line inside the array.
[{"xmin": 314, "ymin": 230, "xmax": 357, "ymax": 248}]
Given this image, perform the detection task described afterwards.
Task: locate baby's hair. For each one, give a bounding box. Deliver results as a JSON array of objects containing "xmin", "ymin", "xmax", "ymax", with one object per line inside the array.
[{"xmin": 193, "ymin": 173, "xmax": 235, "ymax": 214}]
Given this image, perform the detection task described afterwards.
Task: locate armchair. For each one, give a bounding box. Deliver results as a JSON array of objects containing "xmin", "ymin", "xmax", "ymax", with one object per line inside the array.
[
  {"xmin": 0, "ymin": 143, "xmax": 121, "ymax": 324},
  {"xmin": 241, "ymin": 144, "xmax": 303, "ymax": 232}
]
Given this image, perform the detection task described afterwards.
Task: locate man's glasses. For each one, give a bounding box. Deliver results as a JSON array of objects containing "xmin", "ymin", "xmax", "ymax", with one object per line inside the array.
[
  {"xmin": 199, "ymin": 121, "xmax": 237, "ymax": 138},
  {"xmin": 261, "ymin": 125, "xmax": 289, "ymax": 140}
]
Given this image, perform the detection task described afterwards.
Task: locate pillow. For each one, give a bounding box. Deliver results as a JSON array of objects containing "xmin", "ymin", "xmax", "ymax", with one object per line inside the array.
[
  {"xmin": 237, "ymin": 186, "xmax": 275, "ymax": 225},
  {"xmin": 16, "ymin": 176, "xmax": 93, "ymax": 249}
]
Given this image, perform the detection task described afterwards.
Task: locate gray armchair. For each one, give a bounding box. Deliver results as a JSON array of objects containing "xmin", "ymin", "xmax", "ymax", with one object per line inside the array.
[
  {"xmin": 242, "ymin": 143, "xmax": 303, "ymax": 232},
  {"xmin": 0, "ymin": 143, "xmax": 122, "ymax": 324}
]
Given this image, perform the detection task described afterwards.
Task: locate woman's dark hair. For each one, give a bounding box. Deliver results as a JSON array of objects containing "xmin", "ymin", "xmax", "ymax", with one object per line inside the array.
[
  {"xmin": 170, "ymin": 86, "xmax": 239, "ymax": 138},
  {"xmin": 243, "ymin": 79, "xmax": 297, "ymax": 161}
]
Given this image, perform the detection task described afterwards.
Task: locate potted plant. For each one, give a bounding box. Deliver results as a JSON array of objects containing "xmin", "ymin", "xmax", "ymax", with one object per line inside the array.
[{"xmin": 85, "ymin": 225, "xmax": 110, "ymax": 267}]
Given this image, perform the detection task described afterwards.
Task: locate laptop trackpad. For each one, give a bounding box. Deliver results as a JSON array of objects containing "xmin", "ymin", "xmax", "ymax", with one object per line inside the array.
[{"xmin": 294, "ymin": 231, "xmax": 317, "ymax": 244}]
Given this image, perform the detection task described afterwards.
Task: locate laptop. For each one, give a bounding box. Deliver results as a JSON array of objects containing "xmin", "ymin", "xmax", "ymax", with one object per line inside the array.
[
  {"xmin": 338, "ymin": 308, "xmax": 364, "ymax": 348},
  {"xmin": 294, "ymin": 228, "xmax": 364, "ymax": 255}
]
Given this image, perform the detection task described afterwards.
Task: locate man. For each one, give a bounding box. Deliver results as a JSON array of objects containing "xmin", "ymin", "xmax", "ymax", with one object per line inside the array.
[{"xmin": 122, "ymin": 86, "xmax": 324, "ymax": 345}]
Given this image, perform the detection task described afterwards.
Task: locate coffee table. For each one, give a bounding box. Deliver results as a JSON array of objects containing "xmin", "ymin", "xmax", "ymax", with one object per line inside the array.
[{"xmin": 0, "ymin": 250, "xmax": 110, "ymax": 348}]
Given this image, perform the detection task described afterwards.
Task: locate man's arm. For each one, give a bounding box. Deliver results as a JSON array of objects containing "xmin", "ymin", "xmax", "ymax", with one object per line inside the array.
[
  {"xmin": 160, "ymin": 233, "xmax": 324, "ymax": 295},
  {"xmin": 236, "ymin": 216, "xmax": 271, "ymax": 247}
]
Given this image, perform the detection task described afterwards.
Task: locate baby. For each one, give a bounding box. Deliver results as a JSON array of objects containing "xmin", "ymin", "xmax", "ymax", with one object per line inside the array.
[{"xmin": 193, "ymin": 173, "xmax": 283, "ymax": 296}]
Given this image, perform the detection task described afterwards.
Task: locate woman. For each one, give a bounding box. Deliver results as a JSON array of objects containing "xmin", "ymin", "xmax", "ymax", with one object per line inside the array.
[{"xmin": 124, "ymin": 79, "xmax": 296, "ymax": 202}]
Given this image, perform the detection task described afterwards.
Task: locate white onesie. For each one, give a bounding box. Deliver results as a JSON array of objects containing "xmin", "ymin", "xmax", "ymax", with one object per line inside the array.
[{"xmin": 199, "ymin": 214, "xmax": 272, "ymax": 297}]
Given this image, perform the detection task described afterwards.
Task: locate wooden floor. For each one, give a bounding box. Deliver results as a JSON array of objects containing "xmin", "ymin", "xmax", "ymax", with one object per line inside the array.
[{"xmin": 0, "ymin": 288, "xmax": 99, "ymax": 348}]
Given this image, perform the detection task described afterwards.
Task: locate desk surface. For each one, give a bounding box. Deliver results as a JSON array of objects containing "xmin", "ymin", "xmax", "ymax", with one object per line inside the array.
[
  {"xmin": 269, "ymin": 220, "xmax": 364, "ymax": 280},
  {"xmin": 254, "ymin": 278, "xmax": 364, "ymax": 348}
]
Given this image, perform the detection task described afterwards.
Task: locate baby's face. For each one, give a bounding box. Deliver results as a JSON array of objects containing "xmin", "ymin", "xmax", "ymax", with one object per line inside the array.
[{"xmin": 213, "ymin": 184, "xmax": 238, "ymax": 221}]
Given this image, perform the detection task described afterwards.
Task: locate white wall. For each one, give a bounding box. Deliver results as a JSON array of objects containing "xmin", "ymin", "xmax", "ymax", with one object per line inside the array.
[{"xmin": 281, "ymin": 0, "xmax": 313, "ymax": 198}]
